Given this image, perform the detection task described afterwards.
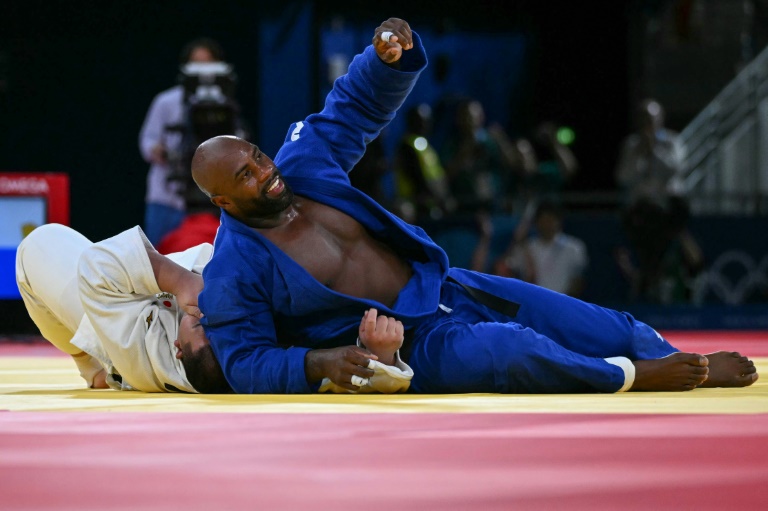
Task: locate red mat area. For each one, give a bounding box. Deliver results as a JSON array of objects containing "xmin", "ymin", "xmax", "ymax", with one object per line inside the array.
[
  {"xmin": 1, "ymin": 412, "xmax": 767, "ymax": 510},
  {"xmin": 661, "ymin": 330, "xmax": 768, "ymax": 356}
]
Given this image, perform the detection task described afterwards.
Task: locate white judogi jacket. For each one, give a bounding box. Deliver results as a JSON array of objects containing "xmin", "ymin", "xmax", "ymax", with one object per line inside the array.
[
  {"xmin": 70, "ymin": 226, "xmax": 413, "ymax": 394},
  {"xmin": 71, "ymin": 227, "xmax": 210, "ymax": 393}
]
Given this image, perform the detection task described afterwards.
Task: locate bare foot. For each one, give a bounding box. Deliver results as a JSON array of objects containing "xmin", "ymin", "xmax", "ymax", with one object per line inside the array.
[
  {"xmin": 698, "ymin": 351, "xmax": 759, "ymax": 388},
  {"xmin": 631, "ymin": 352, "xmax": 709, "ymax": 391}
]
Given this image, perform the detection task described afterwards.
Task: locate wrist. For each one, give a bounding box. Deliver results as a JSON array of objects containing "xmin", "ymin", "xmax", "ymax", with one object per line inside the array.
[{"xmin": 304, "ymin": 350, "xmax": 324, "ymax": 383}]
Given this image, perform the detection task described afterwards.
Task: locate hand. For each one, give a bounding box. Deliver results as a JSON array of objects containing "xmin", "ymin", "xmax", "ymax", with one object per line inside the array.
[
  {"xmin": 373, "ymin": 18, "xmax": 413, "ymax": 65},
  {"xmin": 175, "ymin": 272, "xmax": 204, "ymax": 319},
  {"xmin": 150, "ymin": 143, "xmax": 167, "ymax": 165},
  {"xmin": 305, "ymin": 346, "xmax": 377, "ymax": 392},
  {"xmin": 359, "ymin": 308, "xmax": 404, "ymax": 366},
  {"xmin": 91, "ymin": 368, "xmax": 109, "ymax": 389}
]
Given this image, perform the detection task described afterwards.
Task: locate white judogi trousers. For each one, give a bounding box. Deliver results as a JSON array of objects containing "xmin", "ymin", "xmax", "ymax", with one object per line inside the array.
[{"xmin": 15, "ymin": 224, "xmax": 91, "ymax": 355}]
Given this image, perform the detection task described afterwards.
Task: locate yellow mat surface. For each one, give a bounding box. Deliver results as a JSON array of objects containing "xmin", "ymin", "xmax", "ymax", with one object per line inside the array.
[{"xmin": 2, "ymin": 355, "xmax": 766, "ymax": 414}]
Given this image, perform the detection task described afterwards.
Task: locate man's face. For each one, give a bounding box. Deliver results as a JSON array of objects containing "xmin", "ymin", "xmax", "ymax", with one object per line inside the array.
[
  {"xmin": 209, "ymin": 139, "xmax": 294, "ymax": 220},
  {"xmin": 535, "ymin": 212, "xmax": 561, "ymax": 241},
  {"xmin": 189, "ymin": 47, "xmax": 216, "ymax": 63}
]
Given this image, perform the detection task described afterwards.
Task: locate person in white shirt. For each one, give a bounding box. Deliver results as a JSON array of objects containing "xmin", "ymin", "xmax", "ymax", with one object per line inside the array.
[
  {"xmin": 15, "ymin": 224, "xmax": 412, "ymax": 394},
  {"xmin": 138, "ymin": 38, "xmax": 224, "ymax": 246},
  {"xmin": 499, "ymin": 200, "xmax": 588, "ymax": 297},
  {"xmin": 615, "ymin": 98, "xmax": 685, "ymax": 210}
]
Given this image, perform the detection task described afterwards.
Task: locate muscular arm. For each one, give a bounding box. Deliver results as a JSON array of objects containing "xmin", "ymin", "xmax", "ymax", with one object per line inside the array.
[{"xmin": 275, "ymin": 21, "xmax": 427, "ymax": 178}]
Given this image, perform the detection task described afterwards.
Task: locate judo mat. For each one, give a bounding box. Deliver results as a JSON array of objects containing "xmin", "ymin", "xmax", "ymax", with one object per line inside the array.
[{"xmin": 1, "ymin": 331, "xmax": 767, "ymax": 510}]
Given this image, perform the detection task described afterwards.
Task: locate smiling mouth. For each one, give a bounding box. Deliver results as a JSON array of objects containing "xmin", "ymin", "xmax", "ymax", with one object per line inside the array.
[{"xmin": 265, "ymin": 175, "xmax": 284, "ymax": 196}]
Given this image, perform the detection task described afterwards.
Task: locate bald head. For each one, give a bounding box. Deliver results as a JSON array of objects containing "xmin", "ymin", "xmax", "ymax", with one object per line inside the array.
[
  {"xmin": 190, "ymin": 135, "xmax": 294, "ymax": 224},
  {"xmin": 191, "ymin": 135, "xmax": 252, "ymax": 197}
]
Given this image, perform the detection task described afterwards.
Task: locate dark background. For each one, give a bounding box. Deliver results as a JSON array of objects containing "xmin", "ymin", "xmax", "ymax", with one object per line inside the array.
[
  {"xmin": 3, "ymin": 0, "xmax": 765, "ymax": 333},
  {"xmin": 0, "ymin": 0, "xmax": 640, "ymax": 242}
]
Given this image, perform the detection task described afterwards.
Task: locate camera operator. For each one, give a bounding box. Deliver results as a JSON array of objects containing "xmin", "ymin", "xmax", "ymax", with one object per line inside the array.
[{"xmin": 139, "ymin": 38, "xmax": 247, "ymax": 245}]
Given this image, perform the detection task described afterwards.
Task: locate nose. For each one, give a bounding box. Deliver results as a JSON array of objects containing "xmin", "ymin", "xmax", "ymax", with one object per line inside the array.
[{"xmin": 256, "ymin": 163, "xmax": 273, "ymax": 184}]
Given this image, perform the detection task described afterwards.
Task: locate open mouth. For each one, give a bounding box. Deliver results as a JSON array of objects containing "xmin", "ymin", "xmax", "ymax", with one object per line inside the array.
[{"xmin": 265, "ymin": 176, "xmax": 284, "ymax": 197}]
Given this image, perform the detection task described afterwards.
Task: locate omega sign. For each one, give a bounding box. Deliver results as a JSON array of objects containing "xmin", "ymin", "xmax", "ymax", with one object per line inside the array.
[
  {"xmin": 0, "ymin": 172, "xmax": 70, "ymax": 225},
  {"xmin": 0, "ymin": 176, "xmax": 51, "ymax": 195}
]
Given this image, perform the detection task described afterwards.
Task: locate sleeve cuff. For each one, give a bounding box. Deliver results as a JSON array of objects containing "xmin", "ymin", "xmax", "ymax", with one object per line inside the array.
[{"xmin": 605, "ymin": 356, "xmax": 635, "ymax": 392}]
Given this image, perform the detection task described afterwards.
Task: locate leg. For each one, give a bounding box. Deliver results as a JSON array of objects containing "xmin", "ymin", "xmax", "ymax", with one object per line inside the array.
[
  {"xmin": 16, "ymin": 224, "xmax": 106, "ymax": 387},
  {"xmin": 409, "ymin": 319, "xmax": 629, "ymax": 394},
  {"xmin": 15, "ymin": 224, "xmax": 91, "ymax": 352},
  {"xmin": 476, "ymin": 275, "xmax": 679, "ymax": 360}
]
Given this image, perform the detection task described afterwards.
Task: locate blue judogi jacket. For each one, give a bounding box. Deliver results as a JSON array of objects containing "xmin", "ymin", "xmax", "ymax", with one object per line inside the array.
[{"xmin": 199, "ymin": 34, "xmax": 530, "ymax": 393}]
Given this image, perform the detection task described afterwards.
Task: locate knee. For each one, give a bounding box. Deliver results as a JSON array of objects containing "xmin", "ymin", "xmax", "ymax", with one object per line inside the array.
[{"xmin": 16, "ymin": 222, "xmax": 64, "ymax": 260}]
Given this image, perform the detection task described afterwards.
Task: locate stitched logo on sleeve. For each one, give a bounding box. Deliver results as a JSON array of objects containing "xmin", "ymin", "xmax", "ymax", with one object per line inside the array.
[{"xmin": 290, "ymin": 121, "xmax": 304, "ymax": 141}]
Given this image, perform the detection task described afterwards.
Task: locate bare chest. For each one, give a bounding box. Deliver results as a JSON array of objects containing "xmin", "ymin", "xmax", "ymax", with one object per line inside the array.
[{"xmin": 256, "ymin": 199, "xmax": 410, "ymax": 304}]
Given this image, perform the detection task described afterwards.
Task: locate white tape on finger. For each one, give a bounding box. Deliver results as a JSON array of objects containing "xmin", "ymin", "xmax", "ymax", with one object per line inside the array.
[
  {"xmin": 351, "ymin": 375, "xmax": 369, "ymax": 387},
  {"xmin": 380, "ymin": 31, "xmax": 394, "ymax": 43}
]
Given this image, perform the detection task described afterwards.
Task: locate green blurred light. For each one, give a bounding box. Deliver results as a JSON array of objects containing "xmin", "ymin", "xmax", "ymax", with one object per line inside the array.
[{"xmin": 556, "ymin": 126, "xmax": 575, "ymax": 145}]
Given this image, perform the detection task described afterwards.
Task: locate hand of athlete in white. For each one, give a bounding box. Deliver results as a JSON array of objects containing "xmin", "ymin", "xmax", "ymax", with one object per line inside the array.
[
  {"xmin": 359, "ymin": 308, "xmax": 404, "ymax": 366},
  {"xmin": 373, "ymin": 18, "xmax": 413, "ymax": 65}
]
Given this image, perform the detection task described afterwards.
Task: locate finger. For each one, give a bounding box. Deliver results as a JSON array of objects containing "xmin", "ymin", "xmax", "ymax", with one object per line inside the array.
[
  {"xmin": 353, "ymin": 365, "xmax": 376, "ymax": 379},
  {"xmin": 359, "ymin": 309, "xmax": 369, "ymax": 336},
  {"xmin": 350, "ymin": 375, "xmax": 369, "ymax": 387},
  {"xmin": 346, "ymin": 345, "xmax": 377, "ymax": 363},
  {"xmin": 382, "ymin": 18, "xmax": 412, "ymax": 48},
  {"xmin": 376, "ymin": 314, "xmax": 389, "ymax": 334},
  {"xmin": 366, "ymin": 308, "xmax": 379, "ymax": 335},
  {"xmin": 386, "ymin": 316, "xmax": 397, "ymax": 335},
  {"xmin": 341, "ymin": 361, "xmax": 375, "ymax": 380},
  {"xmin": 352, "ymin": 348, "xmax": 378, "ymax": 363},
  {"xmin": 395, "ymin": 320, "xmax": 404, "ymax": 339},
  {"xmin": 335, "ymin": 381, "xmax": 360, "ymax": 392}
]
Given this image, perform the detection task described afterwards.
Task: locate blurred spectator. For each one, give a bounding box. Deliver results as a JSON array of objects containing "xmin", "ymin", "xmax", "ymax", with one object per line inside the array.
[
  {"xmin": 614, "ymin": 98, "xmax": 702, "ymax": 303},
  {"xmin": 139, "ymin": 38, "xmax": 223, "ymax": 245},
  {"xmin": 616, "ymin": 195, "xmax": 704, "ymax": 304},
  {"xmin": 527, "ymin": 121, "xmax": 579, "ymax": 202},
  {"xmin": 494, "ymin": 199, "xmax": 589, "ymax": 298},
  {"xmin": 392, "ymin": 103, "xmax": 455, "ymax": 224},
  {"xmin": 139, "ymin": 38, "xmax": 248, "ymax": 246},
  {"xmin": 440, "ymin": 98, "xmax": 522, "ymax": 216},
  {"xmin": 615, "ymin": 98, "xmax": 685, "ymax": 210}
]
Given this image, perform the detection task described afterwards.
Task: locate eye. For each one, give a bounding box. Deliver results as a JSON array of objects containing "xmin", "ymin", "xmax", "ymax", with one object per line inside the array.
[{"xmin": 243, "ymin": 169, "xmax": 252, "ymax": 179}]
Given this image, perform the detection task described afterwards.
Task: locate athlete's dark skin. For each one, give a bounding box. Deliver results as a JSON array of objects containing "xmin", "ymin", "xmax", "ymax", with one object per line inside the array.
[{"xmin": 191, "ymin": 18, "xmax": 758, "ymax": 393}]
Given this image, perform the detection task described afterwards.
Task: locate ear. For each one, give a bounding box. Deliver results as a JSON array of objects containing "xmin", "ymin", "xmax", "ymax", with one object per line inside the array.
[{"xmin": 211, "ymin": 195, "xmax": 229, "ymax": 208}]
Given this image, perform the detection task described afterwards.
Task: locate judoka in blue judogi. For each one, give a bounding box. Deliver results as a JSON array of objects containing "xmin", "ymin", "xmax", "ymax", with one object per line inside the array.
[{"xmin": 191, "ymin": 18, "xmax": 736, "ymax": 395}]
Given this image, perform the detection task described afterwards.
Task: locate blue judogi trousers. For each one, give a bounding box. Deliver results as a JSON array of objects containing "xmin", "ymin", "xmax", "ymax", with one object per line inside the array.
[{"xmin": 407, "ymin": 278, "xmax": 678, "ymax": 394}]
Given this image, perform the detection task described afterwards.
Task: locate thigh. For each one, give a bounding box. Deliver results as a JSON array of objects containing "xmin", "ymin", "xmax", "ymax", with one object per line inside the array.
[
  {"xmin": 409, "ymin": 319, "xmax": 625, "ymax": 394},
  {"xmin": 15, "ymin": 224, "xmax": 92, "ymax": 352},
  {"xmin": 487, "ymin": 275, "xmax": 675, "ymax": 360}
]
